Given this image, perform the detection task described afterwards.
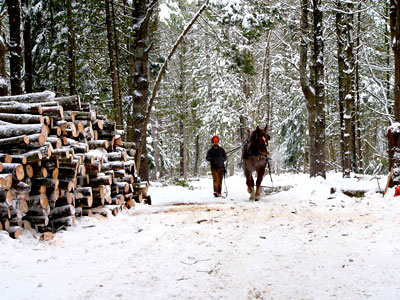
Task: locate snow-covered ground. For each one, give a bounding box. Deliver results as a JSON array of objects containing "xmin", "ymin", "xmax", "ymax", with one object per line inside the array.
[{"xmin": 1, "ymin": 172, "xmax": 400, "ymax": 300}]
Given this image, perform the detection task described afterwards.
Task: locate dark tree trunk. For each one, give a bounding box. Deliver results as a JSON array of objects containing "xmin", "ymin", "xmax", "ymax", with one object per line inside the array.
[
  {"xmin": 0, "ymin": 21, "xmax": 8, "ymax": 96},
  {"xmin": 129, "ymin": 0, "xmax": 154, "ymax": 181},
  {"xmin": 336, "ymin": 1, "xmax": 355, "ymax": 178},
  {"xmin": 391, "ymin": 0, "xmax": 400, "ymax": 122},
  {"xmin": 389, "ymin": 0, "xmax": 400, "ymax": 171},
  {"xmin": 105, "ymin": 0, "xmax": 122, "ymax": 127},
  {"xmin": 111, "ymin": 0, "xmax": 123, "ymax": 127},
  {"xmin": 6, "ymin": 0, "xmax": 23, "ymax": 95},
  {"xmin": 300, "ymin": 0, "xmax": 326, "ymax": 179},
  {"xmin": 23, "ymin": 0, "xmax": 33, "ymax": 93},
  {"xmin": 312, "ymin": 0, "xmax": 326, "ymax": 178},
  {"xmin": 67, "ymin": 0, "xmax": 76, "ymax": 95},
  {"xmin": 355, "ymin": 2, "xmax": 363, "ymax": 174}
]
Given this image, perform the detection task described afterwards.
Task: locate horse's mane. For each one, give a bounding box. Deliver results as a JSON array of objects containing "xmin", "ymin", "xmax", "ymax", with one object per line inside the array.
[{"xmin": 245, "ymin": 127, "xmax": 269, "ymax": 157}]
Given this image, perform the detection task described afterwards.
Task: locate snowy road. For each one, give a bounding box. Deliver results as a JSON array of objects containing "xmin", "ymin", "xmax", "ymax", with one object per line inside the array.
[{"xmin": 1, "ymin": 173, "xmax": 400, "ymax": 300}]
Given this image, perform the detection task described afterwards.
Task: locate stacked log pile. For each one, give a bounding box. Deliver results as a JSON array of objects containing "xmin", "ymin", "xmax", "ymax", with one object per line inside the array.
[{"xmin": 0, "ymin": 91, "xmax": 149, "ymax": 238}]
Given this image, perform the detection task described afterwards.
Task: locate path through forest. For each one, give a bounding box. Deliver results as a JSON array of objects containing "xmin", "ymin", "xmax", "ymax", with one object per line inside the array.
[{"xmin": 1, "ymin": 173, "xmax": 400, "ymax": 300}]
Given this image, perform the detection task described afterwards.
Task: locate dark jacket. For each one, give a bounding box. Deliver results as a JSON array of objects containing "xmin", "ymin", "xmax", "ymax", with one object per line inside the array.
[{"xmin": 206, "ymin": 146, "xmax": 227, "ymax": 169}]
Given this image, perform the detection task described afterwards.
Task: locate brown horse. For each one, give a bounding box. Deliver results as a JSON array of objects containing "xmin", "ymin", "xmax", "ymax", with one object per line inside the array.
[{"xmin": 242, "ymin": 124, "xmax": 270, "ymax": 200}]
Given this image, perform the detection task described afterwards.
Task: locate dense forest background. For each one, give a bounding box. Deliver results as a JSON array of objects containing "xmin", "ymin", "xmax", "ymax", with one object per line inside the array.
[{"xmin": 0, "ymin": 0, "xmax": 399, "ymax": 182}]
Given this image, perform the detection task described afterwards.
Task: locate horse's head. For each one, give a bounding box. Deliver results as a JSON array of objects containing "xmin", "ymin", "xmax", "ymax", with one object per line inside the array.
[{"xmin": 248, "ymin": 124, "xmax": 270, "ymax": 158}]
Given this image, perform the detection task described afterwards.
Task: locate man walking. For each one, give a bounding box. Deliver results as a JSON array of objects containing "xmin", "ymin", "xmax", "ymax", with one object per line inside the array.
[{"xmin": 206, "ymin": 136, "xmax": 227, "ymax": 197}]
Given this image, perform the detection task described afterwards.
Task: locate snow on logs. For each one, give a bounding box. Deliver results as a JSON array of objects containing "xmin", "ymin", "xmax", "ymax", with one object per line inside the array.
[{"xmin": 0, "ymin": 91, "xmax": 148, "ymax": 239}]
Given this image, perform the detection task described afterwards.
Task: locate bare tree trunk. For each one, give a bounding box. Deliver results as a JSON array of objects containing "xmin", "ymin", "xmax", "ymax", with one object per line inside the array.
[
  {"xmin": 67, "ymin": 0, "xmax": 77, "ymax": 95},
  {"xmin": 389, "ymin": 0, "xmax": 400, "ymax": 170},
  {"xmin": 105, "ymin": 0, "xmax": 121, "ymax": 126},
  {"xmin": 178, "ymin": 37, "xmax": 187, "ymax": 180},
  {"xmin": 151, "ymin": 118, "xmax": 161, "ymax": 180},
  {"xmin": 22, "ymin": 0, "xmax": 33, "ymax": 93},
  {"xmin": 6, "ymin": 0, "xmax": 23, "ymax": 95},
  {"xmin": 312, "ymin": 0, "xmax": 326, "ymax": 178},
  {"xmin": 355, "ymin": 2, "xmax": 363, "ymax": 174},
  {"xmin": 111, "ymin": 0, "xmax": 123, "ymax": 127},
  {"xmin": 300, "ymin": 0, "xmax": 326, "ymax": 179},
  {"xmin": 0, "ymin": 21, "xmax": 8, "ymax": 96},
  {"xmin": 337, "ymin": 1, "xmax": 355, "ymax": 178}
]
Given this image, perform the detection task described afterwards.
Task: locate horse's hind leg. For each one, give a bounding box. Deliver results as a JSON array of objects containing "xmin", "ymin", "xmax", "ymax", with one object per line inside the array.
[
  {"xmin": 245, "ymin": 169, "xmax": 255, "ymax": 200},
  {"xmin": 255, "ymin": 168, "xmax": 266, "ymax": 200}
]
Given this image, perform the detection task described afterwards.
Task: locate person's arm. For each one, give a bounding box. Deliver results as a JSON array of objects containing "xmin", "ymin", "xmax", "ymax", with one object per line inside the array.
[
  {"xmin": 222, "ymin": 148, "xmax": 227, "ymax": 161},
  {"xmin": 206, "ymin": 148, "xmax": 212, "ymax": 161}
]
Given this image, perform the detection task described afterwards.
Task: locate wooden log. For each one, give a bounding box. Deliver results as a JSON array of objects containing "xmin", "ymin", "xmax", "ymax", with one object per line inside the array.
[
  {"xmin": 26, "ymin": 133, "xmax": 47, "ymax": 147},
  {"xmin": 25, "ymin": 164, "xmax": 34, "ymax": 178},
  {"xmin": 126, "ymin": 199, "xmax": 135, "ymax": 209},
  {"xmin": 0, "ymin": 124, "xmax": 49, "ymax": 138},
  {"xmin": 75, "ymin": 206, "xmax": 82, "ymax": 217},
  {"xmin": 56, "ymin": 95, "xmax": 81, "ymax": 110},
  {"xmin": 108, "ymin": 152, "xmax": 127, "ymax": 162},
  {"xmin": 25, "ymin": 204, "xmax": 51, "ymax": 217},
  {"xmin": 0, "ymin": 91, "xmax": 55, "ymax": 103},
  {"xmin": 30, "ymin": 193, "xmax": 49, "ymax": 209},
  {"xmin": 0, "ymin": 205, "xmax": 11, "ymax": 219},
  {"xmin": 9, "ymin": 155, "xmax": 27, "ymax": 165},
  {"xmin": 55, "ymin": 192, "xmax": 74, "ymax": 206},
  {"xmin": 39, "ymin": 231, "xmax": 54, "ymax": 241},
  {"xmin": 58, "ymin": 180, "xmax": 75, "ymax": 192},
  {"xmin": 0, "ymin": 134, "xmax": 29, "ymax": 149},
  {"xmin": 88, "ymin": 140, "xmax": 109, "ymax": 150},
  {"xmin": 115, "ymin": 182, "xmax": 129, "ymax": 193},
  {"xmin": 75, "ymin": 187, "xmax": 92, "ymax": 197},
  {"xmin": 76, "ymin": 175, "xmax": 90, "ymax": 186},
  {"xmin": 17, "ymin": 199, "xmax": 29, "ymax": 214},
  {"xmin": 114, "ymin": 135, "xmax": 123, "ymax": 147},
  {"xmin": 47, "ymin": 187, "xmax": 59, "ymax": 202},
  {"xmin": 90, "ymin": 207, "xmax": 108, "ymax": 217},
  {"xmin": 93, "ymin": 119, "xmax": 103, "ymax": 130},
  {"xmin": 1, "ymin": 163, "xmax": 24, "ymax": 181},
  {"xmin": 63, "ymin": 111, "xmax": 76, "ymax": 122},
  {"xmin": 11, "ymin": 181, "xmax": 31, "ymax": 194},
  {"xmin": 7, "ymin": 226, "xmax": 23, "ymax": 239},
  {"xmin": 55, "ymin": 120, "xmax": 68, "ymax": 132},
  {"xmin": 29, "ymin": 184, "xmax": 47, "ymax": 195},
  {"xmin": 2, "ymin": 219, "xmax": 10, "ymax": 231},
  {"xmin": 46, "ymin": 136, "xmax": 62, "ymax": 149},
  {"xmin": 0, "ymin": 102, "xmax": 42, "ymax": 114},
  {"xmin": 41, "ymin": 106, "xmax": 64, "ymax": 120},
  {"xmin": 0, "ymin": 154, "xmax": 12, "ymax": 163},
  {"xmin": 23, "ymin": 215, "xmax": 49, "ymax": 226},
  {"xmin": 51, "ymin": 147, "xmax": 73, "ymax": 159},
  {"xmin": 50, "ymin": 205, "xmax": 75, "ymax": 219},
  {"xmin": 75, "ymin": 195, "xmax": 93, "ymax": 208},
  {"xmin": 74, "ymin": 121, "xmax": 84, "ymax": 133},
  {"xmin": 22, "ymin": 149, "xmax": 43, "ymax": 163},
  {"xmin": 0, "ymin": 113, "xmax": 45, "ymax": 124},
  {"xmin": 102, "ymin": 161, "xmax": 125, "ymax": 172},
  {"xmin": 0, "ymin": 174, "xmax": 13, "ymax": 190},
  {"xmin": 89, "ymin": 175, "xmax": 111, "ymax": 187},
  {"xmin": 82, "ymin": 208, "xmax": 93, "ymax": 217},
  {"xmin": 31, "ymin": 178, "xmax": 59, "ymax": 190},
  {"xmin": 0, "ymin": 189, "xmax": 13, "ymax": 206}
]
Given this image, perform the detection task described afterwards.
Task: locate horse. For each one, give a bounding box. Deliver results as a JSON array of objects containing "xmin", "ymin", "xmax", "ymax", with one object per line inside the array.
[{"xmin": 242, "ymin": 124, "xmax": 270, "ymax": 200}]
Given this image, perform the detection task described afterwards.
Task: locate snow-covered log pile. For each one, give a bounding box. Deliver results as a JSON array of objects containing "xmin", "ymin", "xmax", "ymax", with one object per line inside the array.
[{"xmin": 0, "ymin": 91, "xmax": 148, "ymax": 238}]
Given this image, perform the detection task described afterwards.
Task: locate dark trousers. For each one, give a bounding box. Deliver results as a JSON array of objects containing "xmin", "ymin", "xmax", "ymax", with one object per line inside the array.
[{"xmin": 211, "ymin": 168, "xmax": 224, "ymax": 193}]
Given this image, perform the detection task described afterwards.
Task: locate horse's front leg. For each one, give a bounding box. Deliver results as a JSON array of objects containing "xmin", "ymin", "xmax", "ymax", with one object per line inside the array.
[
  {"xmin": 255, "ymin": 167, "xmax": 266, "ymax": 200},
  {"xmin": 244, "ymin": 169, "xmax": 255, "ymax": 200}
]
